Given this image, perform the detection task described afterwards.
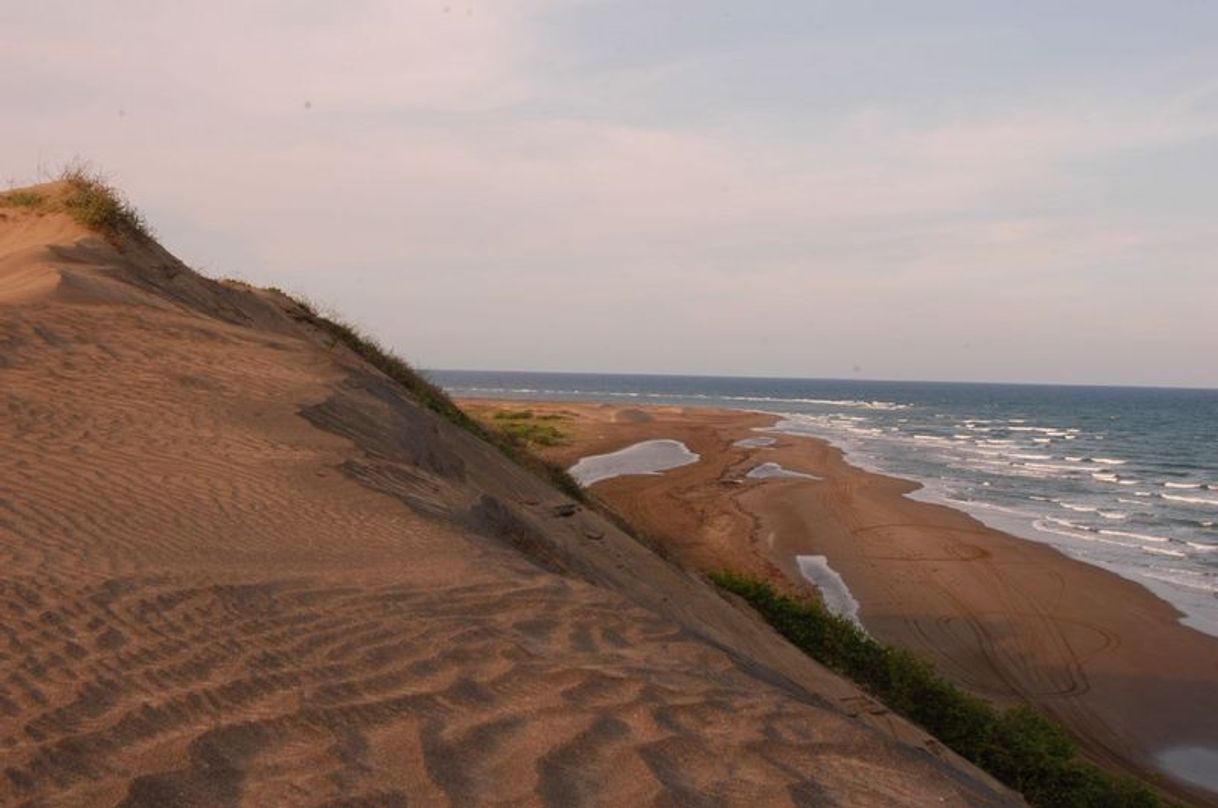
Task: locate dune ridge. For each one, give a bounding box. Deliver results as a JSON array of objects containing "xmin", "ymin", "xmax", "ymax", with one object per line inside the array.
[{"xmin": 0, "ymin": 193, "xmax": 1019, "ymax": 806}]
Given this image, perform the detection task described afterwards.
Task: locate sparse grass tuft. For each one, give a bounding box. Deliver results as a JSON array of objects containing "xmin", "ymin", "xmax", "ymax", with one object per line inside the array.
[
  {"xmin": 278, "ymin": 296, "xmax": 585, "ymax": 501},
  {"xmin": 0, "ymin": 189, "xmax": 45, "ymax": 208},
  {"xmin": 707, "ymin": 571, "xmax": 1164, "ymax": 808},
  {"xmin": 58, "ymin": 164, "xmax": 151, "ymax": 242},
  {"xmin": 491, "ymin": 409, "xmax": 567, "ymax": 446},
  {"xmin": 494, "ymin": 409, "xmax": 535, "ymax": 420},
  {"xmin": 0, "ymin": 163, "xmax": 151, "ymax": 244}
]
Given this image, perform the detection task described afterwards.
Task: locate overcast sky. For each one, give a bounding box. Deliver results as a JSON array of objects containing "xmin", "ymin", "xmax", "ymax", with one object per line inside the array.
[{"xmin": 4, "ymin": 1, "xmax": 1216, "ymax": 387}]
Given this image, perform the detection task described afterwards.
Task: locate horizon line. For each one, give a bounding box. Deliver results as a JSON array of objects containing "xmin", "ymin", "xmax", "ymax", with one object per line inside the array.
[{"xmin": 426, "ymin": 367, "xmax": 1218, "ymax": 393}]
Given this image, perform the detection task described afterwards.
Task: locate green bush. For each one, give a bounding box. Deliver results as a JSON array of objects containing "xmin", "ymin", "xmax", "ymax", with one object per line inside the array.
[
  {"xmin": 0, "ymin": 189, "xmax": 45, "ymax": 208},
  {"xmin": 490, "ymin": 409, "xmax": 567, "ymax": 446},
  {"xmin": 707, "ymin": 571, "xmax": 1163, "ymax": 808},
  {"xmin": 59, "ymin": 166, "xmax": 150, "ymax": 241},
  {"xmin": 494, "ymin": 409, "xmax": 535, "ymax": 420},
  {"xmin": 0, "ymin": 164, "xmax": 151, "ymax": 244}
]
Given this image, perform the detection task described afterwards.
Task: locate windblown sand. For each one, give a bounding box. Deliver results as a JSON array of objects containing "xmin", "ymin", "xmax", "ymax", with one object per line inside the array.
[
  {"xmin": 461, "ymin": 400, "xmax": 1218, "ymax": 806},
  {"xmin": 0, "ymin": 202, "xmax": 1020, "ymax": 806}
]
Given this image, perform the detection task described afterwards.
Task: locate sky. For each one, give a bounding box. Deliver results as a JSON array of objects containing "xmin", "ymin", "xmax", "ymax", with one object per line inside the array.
[{"xmin": 3, "ymin": 1, "xmax": 1216, "ymax": 387}]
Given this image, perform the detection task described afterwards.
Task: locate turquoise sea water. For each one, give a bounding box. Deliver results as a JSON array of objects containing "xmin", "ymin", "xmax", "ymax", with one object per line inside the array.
[{"xmin": 432, "ymin": 370, "xmax": 1218, "ymax": 638}]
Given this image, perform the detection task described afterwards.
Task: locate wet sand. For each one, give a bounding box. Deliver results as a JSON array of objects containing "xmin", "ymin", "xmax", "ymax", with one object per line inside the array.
[{"xmin": 462, "ymin": 399, "xmax": 1218, "ymax": 805}]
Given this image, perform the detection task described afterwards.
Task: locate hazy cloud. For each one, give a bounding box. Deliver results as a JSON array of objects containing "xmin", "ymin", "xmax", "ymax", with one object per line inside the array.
[{"xmin": 3, "ymin": 1, "xmax": 1215, "ymax": 385}]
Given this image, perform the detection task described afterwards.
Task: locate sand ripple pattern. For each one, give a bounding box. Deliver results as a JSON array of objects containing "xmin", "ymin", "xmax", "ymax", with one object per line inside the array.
[{"xmin": 0, "ymin": 228, "xmax": 1017, "ymax": 807}]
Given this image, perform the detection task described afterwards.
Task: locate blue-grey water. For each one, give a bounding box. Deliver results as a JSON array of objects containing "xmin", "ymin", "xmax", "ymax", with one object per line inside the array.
[{"xmin": 432, "ymin": 370, "xmax": 1218, "ymax": 638}]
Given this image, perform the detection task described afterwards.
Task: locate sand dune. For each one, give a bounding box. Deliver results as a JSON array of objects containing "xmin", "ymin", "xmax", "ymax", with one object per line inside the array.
[
  {"xmin": 0, "ymin": 195, "xmax": 1019, "ymax": 806},
  {"xmin": 462, "ymin": 400, "xmax": 1218, "ymax": 806}
]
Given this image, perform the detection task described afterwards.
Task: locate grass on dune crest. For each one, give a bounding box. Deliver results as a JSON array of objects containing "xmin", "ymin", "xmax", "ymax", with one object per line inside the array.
[
  {"xmin": 278, "ymin": 294, "xmax": 585, "ymax": 501},
  {"xmin": 707, "ymin": 570, "xmax": 1167, "ymax": 808},
  {"xmin": 1, "ymin": 163, "xmax": 151, "ymax": 243}
]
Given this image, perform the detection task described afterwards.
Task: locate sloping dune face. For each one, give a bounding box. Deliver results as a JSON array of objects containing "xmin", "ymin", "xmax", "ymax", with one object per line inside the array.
[{"xmin": 0, "ymin": 203, "xmax": 1020, "ymax": 807}]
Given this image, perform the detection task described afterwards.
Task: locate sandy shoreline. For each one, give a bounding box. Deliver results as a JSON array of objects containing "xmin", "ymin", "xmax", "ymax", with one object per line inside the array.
[
  {"xmin": 462, "ymin": 398, "xmax": 1218, "ymax": 803},
  {"xmin": 4, "ymin": 205, "xmax": 1033, "ymax": 807}
]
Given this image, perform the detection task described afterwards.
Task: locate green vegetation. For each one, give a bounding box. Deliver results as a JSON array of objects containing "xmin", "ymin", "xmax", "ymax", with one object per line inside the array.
[
  {"xmin": 59, "ymin": 166, "xmax": 150, "ymax": 241},
  {"xmin": 491, "ymin": 409, "xmax": 567, "ymax": 446},
  {"xmin": 0, "ymin": 189, "xmax": 45, "ymax": 208},
  {"xmin": 0, "ymin": 164, "xmax": 151, "ymax": 243},
  {"xmin": 494, "ymin": 409, "xmax": 535, "ymax": 420},
  {"xmin": 282, "ymin": 297, "xmax": 584, "ymax": 501},
  {"xmin": 707, "ymin": 571, "xmax": 1163, "ymax": 808}
]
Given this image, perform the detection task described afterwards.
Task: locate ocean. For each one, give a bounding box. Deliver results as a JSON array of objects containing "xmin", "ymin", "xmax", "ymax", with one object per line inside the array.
[{"xmin": 430, "ymin": 370, "xmax": 1218, "ymax": 639}]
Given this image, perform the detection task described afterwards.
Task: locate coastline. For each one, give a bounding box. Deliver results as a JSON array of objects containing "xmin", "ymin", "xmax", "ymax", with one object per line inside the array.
[{"xmin": 461, "ymin": 398, "xmax": 1218, "ymax": 803}]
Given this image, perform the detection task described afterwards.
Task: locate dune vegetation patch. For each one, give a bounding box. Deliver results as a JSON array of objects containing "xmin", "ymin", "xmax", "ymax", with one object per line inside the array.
[
  {"xmin": 492, "ymin": 409, "xmax": 568, "ymax": 447},
  {"xmin": 1, "ymin": 164, "xmax": 151, "ymax": 243},
  {"xmin": 0, "ymin": 188, "xmax": 46, "ymax": 209},
  {"xmin": 277, "ymin": 293, "xmax": 584, "ymax": 501},
  {"xmin": 708, "ymin": 571, "xmax": 1164, "ymax": 808}
]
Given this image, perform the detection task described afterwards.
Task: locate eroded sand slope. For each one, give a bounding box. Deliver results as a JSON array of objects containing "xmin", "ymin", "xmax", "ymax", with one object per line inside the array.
[{"xmin": 0, "ymin": 201, "xmax": 1020, "ymax": 807}]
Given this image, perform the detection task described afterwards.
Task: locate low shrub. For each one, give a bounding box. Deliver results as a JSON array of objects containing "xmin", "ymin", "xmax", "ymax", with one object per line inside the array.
[
  {"xmin": 494, "ymin": 409, "xmax": 535, "ymax": 420},
  {"xmin": 0, "ymin": 189, "xmax": 45, "ymax": 208},
  {"xmin": 59, "ymin": 166, "xmax": 150, "ymax": 241},
  {"xmin": 0, "ymin": 164, "xmax": 151, "ymax": 244},
  {"xmin": 707, "ymin": 570, "xmax": 1162, "ymax": 808}
]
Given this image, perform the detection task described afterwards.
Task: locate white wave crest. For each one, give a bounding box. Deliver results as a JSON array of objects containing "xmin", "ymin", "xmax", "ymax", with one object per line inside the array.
[
  {"xmin": 1098, "ymin": 529, "xmax": 1170, "ymax": 543},
  {"xmin": 1163, "ymin": 493, "xmax": 1218, "ymax": 507}
]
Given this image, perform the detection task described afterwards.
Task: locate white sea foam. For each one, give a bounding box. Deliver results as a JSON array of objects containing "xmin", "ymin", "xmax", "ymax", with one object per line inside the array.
[
  {"xmin": 756, "ymin": 402, "xmax": 1218, "ymax": 640},
  {"xmin": 1025, "ymin": 462, "xmax": 1086, "ymax": 473},
  {"xmin": 1143, "ymin": 546, "xmax": 1188, "ymax": 558},
  {"xmin": 1044, "ymin": 516, "xmax": 1088, "ymax": 531},
  {"xmin": 795, "ymin": 555, "xmax": 864, "ymax": 628},
  {"xmin": 1098, "ymin": 529, "xmax": 1171, "ymax": 543},
  {"xmin": 1060, "ymin": 502, "xmax": 1098, "ymax": 513},
  {"xmin": 1165, "ymin": 481, "xmax": 1202, "ymax": 489},
  {"xmin": 1163, "ymin": 493, "xmax": 1218, "ymax": 506},
  {"xmin": 568, "ymin": 439, "xmax": 699, "ymax": 486}
]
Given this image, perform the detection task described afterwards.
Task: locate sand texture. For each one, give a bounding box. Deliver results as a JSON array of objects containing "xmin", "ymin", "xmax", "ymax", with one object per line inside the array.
[
  {"xmin": 461, "ymin": 400, "xmax": 1218, "ymax": 806},
  {"xmin": 0, "ymin": 201, "xmax": 1021, "ymax": 806}
]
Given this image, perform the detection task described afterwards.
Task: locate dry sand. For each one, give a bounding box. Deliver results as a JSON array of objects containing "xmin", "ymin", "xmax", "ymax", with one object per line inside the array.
[
  {"xmin": 0, "ymin": 198, "xmax": 1022, "ymax": 806},
  {"xmin": 461, "ymin": 400, "xmax": 1218, "ymax": 806}
]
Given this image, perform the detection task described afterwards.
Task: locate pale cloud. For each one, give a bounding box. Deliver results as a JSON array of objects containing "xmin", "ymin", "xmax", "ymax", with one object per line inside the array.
[{"xmin": 2, "ymin": 2, "xmax": 1215, "ymax": 386}]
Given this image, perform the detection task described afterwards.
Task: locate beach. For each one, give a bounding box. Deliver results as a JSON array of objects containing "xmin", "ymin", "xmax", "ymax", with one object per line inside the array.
[
  {"xmin": 1, "ymin": 200, "xmax": 1031, "ymax": 807},
  {"xmin": 462, "ymin": 399, "xmax": 1218, "ymax": 803}
]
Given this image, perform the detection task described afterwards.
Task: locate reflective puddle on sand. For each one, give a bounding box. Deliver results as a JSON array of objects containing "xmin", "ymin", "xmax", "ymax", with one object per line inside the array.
[
  {"xmin": 1156, "ymin": 746, "xmax": 1218, "ymax": 794},
  {"xmin": 568, "ymin": 439, "xmax": 700, "ymax": 486},
  {"xmin": 795, "ymin": 555, "xmax": 864, "ymax": 629},
  {"xmin": 733, "ymin": 436, "xmax": 777, "ymax": 448},
  {"xmin": 746, "ymin": 462, "xmax": 821, "ymax": 481}
]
